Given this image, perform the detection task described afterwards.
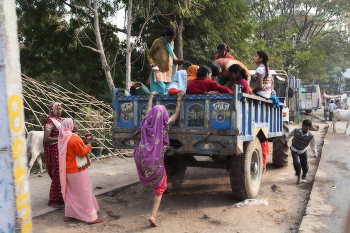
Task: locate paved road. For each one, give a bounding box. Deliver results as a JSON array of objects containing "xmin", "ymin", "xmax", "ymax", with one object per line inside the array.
[{"xmin": 300, "ymin": 110, "xmax": 350, "ymax": 232}]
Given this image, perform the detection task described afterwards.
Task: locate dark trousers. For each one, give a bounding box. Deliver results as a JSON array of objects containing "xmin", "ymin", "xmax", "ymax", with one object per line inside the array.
[
  {"xmin": 329, "ymin": 112, "xmax": 333, "ymax": 121},
  {"xmin": 291, "ymin": 150, "xmax": 309, "ymax": 178}
]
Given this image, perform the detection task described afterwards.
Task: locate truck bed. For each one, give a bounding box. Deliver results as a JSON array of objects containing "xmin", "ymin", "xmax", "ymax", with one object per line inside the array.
[{"xmin": 112, "ymin": 86, "xmax": 285, "ymax": 156}]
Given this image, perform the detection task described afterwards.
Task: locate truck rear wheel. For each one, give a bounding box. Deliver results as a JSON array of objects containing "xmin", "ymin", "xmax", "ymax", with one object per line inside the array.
[
  {"xmin": 230, "ymin": 137, "xmax": 262, "ymax": 200},
  {"xmin": 164, "ymin": 156, "xmax": 186, "ymax": 191},
  {"xmin": 272, "ymin": 136, "xmax": 289, "ymax": 167}
]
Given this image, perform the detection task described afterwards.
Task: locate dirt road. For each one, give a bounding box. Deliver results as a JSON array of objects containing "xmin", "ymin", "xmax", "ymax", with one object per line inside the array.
[{"xmin": 33, "ymin": 121, "xmax": 326, "ymax": 233}]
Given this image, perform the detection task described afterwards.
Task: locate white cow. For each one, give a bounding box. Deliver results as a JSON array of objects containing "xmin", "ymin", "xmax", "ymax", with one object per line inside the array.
[
  {"xmin": 27, "ymin": 131, "xmax": 45, "ymax": 175},
  {"xmin": 331, "ymin": 109, "xmax": 350, "ymax": 133}
]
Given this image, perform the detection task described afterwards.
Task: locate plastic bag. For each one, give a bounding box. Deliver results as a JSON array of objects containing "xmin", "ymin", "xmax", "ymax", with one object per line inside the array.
[{"xmin": 232, "ymin": 198, "xmax": 269, "ymax": 208}]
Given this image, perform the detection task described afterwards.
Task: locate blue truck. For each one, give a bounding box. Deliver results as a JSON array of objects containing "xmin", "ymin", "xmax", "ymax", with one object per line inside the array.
[{"xmin": 112, "ymin": 84, "xmax": 289, "ymax": 200}]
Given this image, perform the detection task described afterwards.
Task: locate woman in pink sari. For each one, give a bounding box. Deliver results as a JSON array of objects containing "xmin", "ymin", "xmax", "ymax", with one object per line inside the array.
[
  {"xmin": 43, "ymin": 102, "xmax": 64, "ymax": 208},
  {"xmin": 134, "ymin": 91, "xmax": 184, "ymax": 227},
  {"xmin": 58, "ymin": 118, "xmax": 103, "ymax": 224}
]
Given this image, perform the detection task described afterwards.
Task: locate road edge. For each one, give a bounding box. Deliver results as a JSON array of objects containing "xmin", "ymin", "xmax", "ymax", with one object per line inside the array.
[
  {"xmin": 32, "ymin": 181, "xmax": 140, "ymax": 218},
  {"xmin": 299, "ymin": 123, "xmax": 331, "ymax": 232}
]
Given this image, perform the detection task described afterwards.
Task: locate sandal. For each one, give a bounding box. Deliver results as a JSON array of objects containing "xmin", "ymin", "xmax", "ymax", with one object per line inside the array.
[
  {"xmin": 88, "ymin": 218, "xmax": 104, "ymax": 224},
  {"xmin": 149, "ymin": 217, "xmax": 158, "ymax": 227},
  {"xmin": 64, "ymin": 217, "xmax": 72, "ymax": 222}
]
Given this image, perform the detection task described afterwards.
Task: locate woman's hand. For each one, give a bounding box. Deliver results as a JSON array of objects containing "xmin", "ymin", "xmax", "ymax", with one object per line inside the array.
[
  {"xmin": 147, "ymin": 92, "xmax": 157, "ymax": 114},
  {"xmin": 150, "ymin": 91, "xmax": 158, "ymax": 98},
  {"xmin": 149, "ymin": 62, "xmax": 155, "ymax": 69},
  {"xmin": 177, "ymin": 91, "xmax": 185, "ymax": 101},
  {"xmin": 205, "ymin": 91, "xmax": 219, "ymax": 94}
]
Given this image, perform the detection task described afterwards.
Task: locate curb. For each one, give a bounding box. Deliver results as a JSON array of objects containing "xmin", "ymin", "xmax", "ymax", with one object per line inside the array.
[
  {"xmin": 298, "ymin": 122, "xmax": 329, "ymax": 232},
  {"xmin": 32, "ymin": 180, "xmax": 140, "ymax": 218}
]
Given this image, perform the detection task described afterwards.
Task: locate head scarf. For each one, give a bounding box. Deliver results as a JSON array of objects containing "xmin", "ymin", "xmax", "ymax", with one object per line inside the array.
[
  {"xmin": 215, "ymin": 58, "xmax": 251, "ymax": 84},
  {"xmin": 58, "ymin": 118, "xmax": 74, "ymax": 201},
  {"xmin": 48, "ymin": 102, "xmax": 62, "ymax": 120},
  {"xmin": 133, "ymin": 105, "xmax": 170, "ymax": 189},
  {"xmin": 165, "ymin": 70, "xmax": 187, "ymax": 94},
  {"xmin": 187, "ymin": 65, "xmax": 199, "ymax": 83}
]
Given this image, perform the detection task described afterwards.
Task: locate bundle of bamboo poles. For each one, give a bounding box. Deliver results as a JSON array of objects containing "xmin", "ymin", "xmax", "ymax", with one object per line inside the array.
[{"xmin": 21, "ymin": 74, "xmax": 132, "ymax": 161}]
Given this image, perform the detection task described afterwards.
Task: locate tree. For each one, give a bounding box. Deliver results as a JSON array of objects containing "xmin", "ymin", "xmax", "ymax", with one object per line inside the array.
[
  {"xmin": 247, "ymin": 0, "xmax": 350, "ymax": 80},
  {"xmin": 17, "ymin": 0, "xmax": 124, "ymax": 102}
]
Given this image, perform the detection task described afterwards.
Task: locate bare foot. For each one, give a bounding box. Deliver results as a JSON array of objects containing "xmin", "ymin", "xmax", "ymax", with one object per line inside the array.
[
  {"xmin": 296, "ymin": 175, "xmax": 301, "ymax": 184},
  {"xmin": 48, "ymin": 203, "xmax": 61, "ymax": 209},
  {"xmin": 88, "ymin": 218, "xmax": 104, "ymax": 224},
  {"xmin": 263, "ymin": 167, "xmax": 266, "ymax": 174},
  {"xmin": 149, "ymin": 217, "xmax": 158, "ymax": 227}
]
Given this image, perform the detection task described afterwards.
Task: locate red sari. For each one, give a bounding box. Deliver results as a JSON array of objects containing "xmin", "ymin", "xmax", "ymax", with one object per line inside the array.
[{"xmin": 43, "ymin": 102, "xmax": 64, "ymax": 205}]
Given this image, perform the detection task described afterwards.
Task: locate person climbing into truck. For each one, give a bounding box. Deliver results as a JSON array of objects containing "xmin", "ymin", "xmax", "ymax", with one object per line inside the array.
[
  {"xmin": 215, "ymin": 43, "xmax": 234, "ymax": 60},
  {"xmin": 133, "ymin": 91, "xmax": 185, "ymax": 227},
  {"xmin": 252, "ymin": 51, "xmax": 273, "ymax": 99},
  {"xmin": 186, "ymin": 66, "xmax": 232, "ymax": 94},
  {"xmin": 286, "ymin": 119, "xmax": 318, "ymax": 184}
]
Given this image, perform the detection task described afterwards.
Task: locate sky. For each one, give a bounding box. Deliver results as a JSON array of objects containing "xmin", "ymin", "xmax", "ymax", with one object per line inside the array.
[
  {"xmin": 112, "ymin": 7, "xmax": 126, "ymax": 41},
  {"xmin": 344, "ymin": 69, "xmax": 350, "ymax": 79}
]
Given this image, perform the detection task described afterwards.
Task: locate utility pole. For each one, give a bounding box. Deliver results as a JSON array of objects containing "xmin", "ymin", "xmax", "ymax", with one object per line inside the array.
[
  {"xmin": 125, "ymin": 0, "xmax": 132, "ymax": 93},
  {"xmin": 0, "ymin": 0, "xmax": 32, "ymax": 232}
]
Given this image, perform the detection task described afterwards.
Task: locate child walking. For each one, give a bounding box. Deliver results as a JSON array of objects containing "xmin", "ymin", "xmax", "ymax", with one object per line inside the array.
[{"xmin": 286, "ymin": 119, "xmax": 318, "ymax": 184}]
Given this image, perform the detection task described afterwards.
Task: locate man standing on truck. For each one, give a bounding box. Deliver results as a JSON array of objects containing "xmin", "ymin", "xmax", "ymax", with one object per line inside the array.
[{"xmin": 328, "ymin": 100, "xmax": 336, "ymax": 121}]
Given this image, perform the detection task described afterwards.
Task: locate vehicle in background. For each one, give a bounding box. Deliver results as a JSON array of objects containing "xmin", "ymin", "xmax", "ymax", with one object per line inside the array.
[
  {"xmin": 322, "ymin": 89, "xmax": 343, "ymax": 120},
  {"xmin": 342, "ymin": 97, "xmax": 350, "ymax": 110},
  {"xmin": 299, "ymin": 84, "xmax": 322, "ymax": 114}
]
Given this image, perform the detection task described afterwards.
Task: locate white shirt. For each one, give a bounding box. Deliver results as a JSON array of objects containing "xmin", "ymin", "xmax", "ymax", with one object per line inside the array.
[
  {"xmin": 328, "ymin": 103, "xmax": 336, "ymax": 112},
  {"xmin": 286, "ymin": 128, "xmax": 318, "ymax": 156},
  {"xmin": 255, "ymin": 66, "xmax": 272, "ymax": 99}
]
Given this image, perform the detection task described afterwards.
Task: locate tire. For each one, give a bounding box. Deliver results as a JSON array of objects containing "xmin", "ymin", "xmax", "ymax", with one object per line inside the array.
[
  {"xmin": 272, "ymin": 136, "xmax": 289, "ymax": 167},
  {"xmin": 164, "ymin": 156, "xmax": 186, "ymax": 191},
  {"xmin": 230, "ymin": 137, "xmax": 263, "ymax": 200}
]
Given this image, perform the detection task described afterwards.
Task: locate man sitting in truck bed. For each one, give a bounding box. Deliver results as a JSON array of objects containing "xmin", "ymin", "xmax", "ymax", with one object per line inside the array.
[{"xmin": 186, "ymin": 66, "xmax": 232, "ymax": 94}]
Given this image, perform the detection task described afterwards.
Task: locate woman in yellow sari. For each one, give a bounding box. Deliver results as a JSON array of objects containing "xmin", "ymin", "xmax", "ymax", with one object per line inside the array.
[{"xmin": 147, "ymin": 27, "xmax": 184, "ymax": 95}]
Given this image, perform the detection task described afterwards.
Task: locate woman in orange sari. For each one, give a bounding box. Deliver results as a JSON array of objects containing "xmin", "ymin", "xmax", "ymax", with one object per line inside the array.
[{"xmin": 58, "ymin": 118, "xmax": 103, "ymax": 224}]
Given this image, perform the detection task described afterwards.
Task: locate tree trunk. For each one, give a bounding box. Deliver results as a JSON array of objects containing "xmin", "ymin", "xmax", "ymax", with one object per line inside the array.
[
  {"xmin": 175, "ymin": 16, "xmax": 184, "ymax": 70},
  {"xmin": 90, "ymin": 0, "xmax": 115, "ymax": 95},
  {"xmin": 125, "ymin": 0, "xmax": 132, "ymax": 93}
]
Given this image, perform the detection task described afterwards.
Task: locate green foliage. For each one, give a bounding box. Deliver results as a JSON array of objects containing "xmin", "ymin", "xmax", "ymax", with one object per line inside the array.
[
  {"xmin": 17, "ymin": 0, "xmax": 124, "ymax": 103},
  {"xmin": 182, "ymin": 0, "xmax": 255, "ymax": 67},
  {"xmin": 17, "ymin": 0, "xmax": 350, "ymax": 98},
  {"xmin": 247, "ymin": 0, "xmax": 350, "ymax": 81}
]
